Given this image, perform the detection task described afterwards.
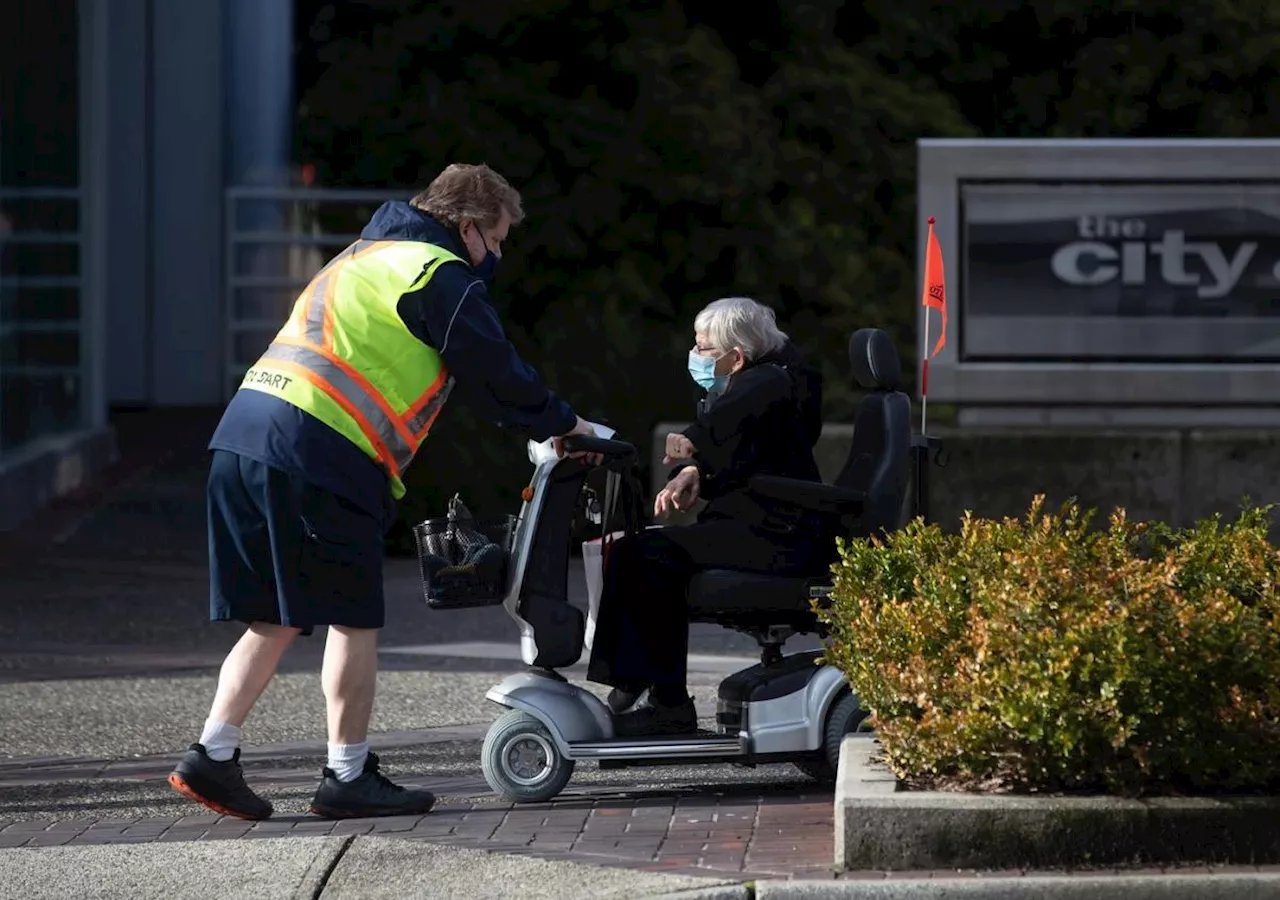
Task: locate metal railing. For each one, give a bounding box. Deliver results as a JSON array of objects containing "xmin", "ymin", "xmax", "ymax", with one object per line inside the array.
[
  {"xmin": 222, "ymin": 187, "xmax": 404, "ymax": 400},
  {"xmin": 0, "ymin": 186, "xmax": 84, "ymax": 456}
]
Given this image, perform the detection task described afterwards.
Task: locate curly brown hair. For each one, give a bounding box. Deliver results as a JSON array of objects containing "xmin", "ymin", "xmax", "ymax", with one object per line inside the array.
[{"xmin": 410, "ymin": 163, "xmax": 524, "ymax": 230}]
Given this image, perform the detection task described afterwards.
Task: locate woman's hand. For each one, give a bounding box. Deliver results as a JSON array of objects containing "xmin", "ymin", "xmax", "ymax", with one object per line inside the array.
[
  {"xmin": 654, "ymin": 465, "xmax": 700, "ymax": 518},
  {"xmin": 663, "ymin": 433, "xmax": 697, "ymax": 465}
]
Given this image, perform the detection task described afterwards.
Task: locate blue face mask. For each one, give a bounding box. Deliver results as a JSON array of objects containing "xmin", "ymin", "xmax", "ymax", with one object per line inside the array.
[{"xmin": 688, "ymin": 350, "xmax": 729, "ymax": 392}]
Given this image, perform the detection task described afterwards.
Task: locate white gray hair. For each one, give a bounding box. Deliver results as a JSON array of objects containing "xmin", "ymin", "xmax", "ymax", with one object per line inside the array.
[{"xmin": 694, "ymin": 296, "xmax": 788, "ymax": 361}]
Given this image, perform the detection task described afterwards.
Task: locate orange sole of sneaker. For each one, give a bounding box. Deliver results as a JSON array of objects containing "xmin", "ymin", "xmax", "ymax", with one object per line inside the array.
[{"xmin": 168, "ymin": 772, "xmax": 269, "ymax": 821}]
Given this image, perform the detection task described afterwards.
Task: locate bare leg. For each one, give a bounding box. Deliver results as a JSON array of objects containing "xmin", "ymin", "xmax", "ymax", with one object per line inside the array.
[
  {"xmin": 170, "ymin": 622, "xmax": 297, "ymax": 820},
  {"xmin": 208, "ymin": 622, "xmax": 301, "ymax": 726},
  {"xmin": 322, "ymin": 625, "xmax": 379, "ymax": 745},
  {"xmin": 309, "ymin": 624, "xmax": 435, "ymax": 817}
]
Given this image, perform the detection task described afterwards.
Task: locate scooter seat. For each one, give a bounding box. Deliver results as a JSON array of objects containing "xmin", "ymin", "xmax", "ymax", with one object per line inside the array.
[{"xmin": 686, "ymin": 568, "xmax": 815, "ymax": 618}]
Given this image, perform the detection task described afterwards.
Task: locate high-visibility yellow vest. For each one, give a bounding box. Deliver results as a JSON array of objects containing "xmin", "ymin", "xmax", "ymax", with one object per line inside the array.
[{"xmin": 238, "ymin": 238, "xmax": 460, "ymax": 499}]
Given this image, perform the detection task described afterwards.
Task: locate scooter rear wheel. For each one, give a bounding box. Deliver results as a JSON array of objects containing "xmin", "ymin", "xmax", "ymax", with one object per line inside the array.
[
  {"xmin": 482, "ymin": 709, "xmax": 576, "ymax": 803},
  {"xmin": 793, "ymin": 689, "xmax": 872, "ymax": 781}
]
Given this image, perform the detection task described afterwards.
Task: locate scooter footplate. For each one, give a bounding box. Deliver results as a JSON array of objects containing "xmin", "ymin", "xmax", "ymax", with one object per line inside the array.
[{"xmin": 567, "ymin": 731, "xmax": 743, "ymax": 761}]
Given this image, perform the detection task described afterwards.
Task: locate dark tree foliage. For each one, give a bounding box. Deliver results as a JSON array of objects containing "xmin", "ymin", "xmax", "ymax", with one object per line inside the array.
[{"xmin": 292, "ymin": 0, "xmax": 1280, "ymax": 534}]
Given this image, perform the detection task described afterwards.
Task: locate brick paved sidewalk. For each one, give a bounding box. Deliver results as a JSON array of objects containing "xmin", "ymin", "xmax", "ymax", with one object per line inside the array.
[
  {"xmin": 0, "ymin": 791, "xmax": 838, "ymax": 882},
  {"xmin": 5, "ymin": 802, "xmax": 1280, "ymax": 885},
  {"xmin": 0, "ymin": 727, "xmax": 838, "ymax": 881}
]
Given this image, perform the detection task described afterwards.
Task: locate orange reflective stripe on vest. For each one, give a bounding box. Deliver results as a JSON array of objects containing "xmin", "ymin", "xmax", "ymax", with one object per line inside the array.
[{"xmin": 405, "ymin": 370, "xmax": 451, "ymax": 438}]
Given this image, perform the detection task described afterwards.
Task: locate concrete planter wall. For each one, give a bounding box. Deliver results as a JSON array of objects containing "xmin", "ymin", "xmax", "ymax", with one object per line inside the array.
[{"xmin": 835, "ymin": 735, "xmax": 1280, "ymax": 871}]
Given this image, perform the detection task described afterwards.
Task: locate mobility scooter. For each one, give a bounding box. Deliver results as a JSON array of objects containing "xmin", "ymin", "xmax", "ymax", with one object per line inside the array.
[{"xmin": 415, "ymin": 328, "xmax": 939, "ymax": 803}]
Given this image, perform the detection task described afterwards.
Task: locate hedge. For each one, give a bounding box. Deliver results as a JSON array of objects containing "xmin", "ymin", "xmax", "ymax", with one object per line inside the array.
[{"xmin": 818, "ymin": 497, "xmax": 1280, "ymax": 796}]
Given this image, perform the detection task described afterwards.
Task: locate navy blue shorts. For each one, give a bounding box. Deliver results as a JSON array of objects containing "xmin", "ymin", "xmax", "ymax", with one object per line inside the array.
[{"xmin": 207, "ymin": 450, "xmax": 386, "ymax": 634}]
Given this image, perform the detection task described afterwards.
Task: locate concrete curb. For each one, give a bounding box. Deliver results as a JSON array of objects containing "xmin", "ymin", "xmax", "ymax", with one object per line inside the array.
[
  {"xmin": 834, "ymin": 735, "xmax": 1280, "ymax": 871},
  {"xmin": 646, "ymin": 887, "xmax": 749, "ymax": 900},
  {"xmin": 753, "ymin": 875, "xmax": 1280, "ymax": 898}
]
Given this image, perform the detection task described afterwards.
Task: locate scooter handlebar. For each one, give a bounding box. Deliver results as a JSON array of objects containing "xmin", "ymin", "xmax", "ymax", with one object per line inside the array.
[{"xmin": 561, "ymin": 434, "xmax": 637, "ymax": 459}]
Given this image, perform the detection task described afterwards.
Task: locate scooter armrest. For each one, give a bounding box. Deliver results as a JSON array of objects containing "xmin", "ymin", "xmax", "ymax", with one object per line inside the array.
[{"xmin": 747, "ymin": 475, "xmax": 865, "ymax": 515}]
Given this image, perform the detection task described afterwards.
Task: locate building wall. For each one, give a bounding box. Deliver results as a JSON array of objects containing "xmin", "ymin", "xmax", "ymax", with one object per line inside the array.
[
  {"xmin": 0, "ymin": 0, "xmax": 112, "ymax": 529},
  {"xmin": 0, "ymin": 0, "xmax": 293, "ymax": 530},
  {"xmin": 0, "ymin": 0, "xmax": 85, "ymax": 453},
  {"xmin": 148, "ymin": 0, "xmax": 227, "ymax": 406}
]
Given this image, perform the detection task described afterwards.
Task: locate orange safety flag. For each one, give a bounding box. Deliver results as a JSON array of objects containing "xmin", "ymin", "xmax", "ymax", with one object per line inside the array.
[{"xmin": 921, "ymin": 216, "xmax": 947, "ymax": 359}]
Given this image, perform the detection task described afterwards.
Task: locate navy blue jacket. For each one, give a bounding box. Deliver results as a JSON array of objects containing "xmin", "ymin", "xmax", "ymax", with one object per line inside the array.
[
  {"xmin": 371, "ymin": 202, "xmax": 577, "ymax": 438},
  {"xmin": 209, "ymin": 201, "xmax": 577, "ymax": 523}
]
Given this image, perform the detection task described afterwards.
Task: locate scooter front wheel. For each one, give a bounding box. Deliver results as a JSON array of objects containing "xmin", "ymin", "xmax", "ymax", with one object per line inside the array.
[{"xmin": 481, "ymin": 709, "xmax": 576, "ymax": 803}]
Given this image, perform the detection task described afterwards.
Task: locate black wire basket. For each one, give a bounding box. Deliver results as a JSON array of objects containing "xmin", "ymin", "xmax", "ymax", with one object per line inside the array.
[{"xmin": 413, "ymin": 502, "xmax": 518, "ymax": 610}]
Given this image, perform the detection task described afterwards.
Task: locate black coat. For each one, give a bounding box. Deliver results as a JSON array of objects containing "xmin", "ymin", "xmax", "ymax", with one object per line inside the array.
[{"xmin": 671, "ymin": 340, "xmax": 825, "ymax": 533}]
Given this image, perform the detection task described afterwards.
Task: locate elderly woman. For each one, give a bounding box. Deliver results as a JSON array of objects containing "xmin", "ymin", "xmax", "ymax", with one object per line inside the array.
[{"xmin": 586, "ymin": 297, "xmax": 832, "ymax": 737}]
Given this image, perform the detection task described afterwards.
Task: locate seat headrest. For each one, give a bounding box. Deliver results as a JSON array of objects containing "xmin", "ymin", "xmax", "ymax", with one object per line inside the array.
[{"xmin": 849, "ymin": 328, "xmax": 901, "ymax": 391}]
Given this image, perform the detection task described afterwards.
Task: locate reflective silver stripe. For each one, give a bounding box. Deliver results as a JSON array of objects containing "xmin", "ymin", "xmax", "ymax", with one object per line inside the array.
[
  {"xmin": 260, "ymin": 342, "xmax": 417, "ymax": 474},
  {"xmin": 405, "ymin": 375, "xmax": 456, "ymax": 435},
  {"xmin": 298, "ymin": 239, "xmax": 382, "ymax": 340},
  {"xmin": 303, "ymin": 273, "xmax": 334, "ymax": 343}
]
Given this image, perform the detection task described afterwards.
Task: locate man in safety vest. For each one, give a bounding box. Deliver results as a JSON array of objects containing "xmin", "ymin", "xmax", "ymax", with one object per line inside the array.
[{"xmin": 168, "ymin": 164, "xmax": 596, "ymax": 820}]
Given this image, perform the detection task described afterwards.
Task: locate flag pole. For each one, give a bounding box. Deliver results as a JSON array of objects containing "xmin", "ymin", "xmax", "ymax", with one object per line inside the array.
[
  {"xmin": 921, "ymin": 215, "xmax": 935, "ymax": 436},
  {"xmin": 916, "ymin": 214, "xmax": 946, "ymax": 525},
  {"xmin": 921, "ymin": 307, "xmax": 931, "ymax": 436}
]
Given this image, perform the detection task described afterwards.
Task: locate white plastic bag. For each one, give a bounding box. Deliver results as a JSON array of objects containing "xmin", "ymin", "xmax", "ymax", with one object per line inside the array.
[
  {"xmin": 581, "ymin": 532, "xmax": 619, "ymax": 652},
  {"xmin": 582, "ymin": 526, "xmax": 663, "ymax": 652}
]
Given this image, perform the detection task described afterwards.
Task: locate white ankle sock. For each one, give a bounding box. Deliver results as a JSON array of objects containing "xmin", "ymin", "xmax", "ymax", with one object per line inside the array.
[
  {"xmin": 328, "ymin": 742, "xmax": 369, "ymax": 782},
  {"xmin": 199, "ymin": 719, "xmax": 242, "ymax": 762}
]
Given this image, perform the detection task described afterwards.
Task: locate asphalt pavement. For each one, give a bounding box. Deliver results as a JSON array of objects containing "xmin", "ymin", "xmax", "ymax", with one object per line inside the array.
[{"xmin": 0, "ymin": 409, "xmax": 808, "ymax": 776}]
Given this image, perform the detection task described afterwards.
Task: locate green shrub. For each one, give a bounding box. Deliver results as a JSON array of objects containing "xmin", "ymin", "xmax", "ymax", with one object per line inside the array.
[{"xmin": 818, "ymin": 496, "xmax": 1280, "ymax": 796}]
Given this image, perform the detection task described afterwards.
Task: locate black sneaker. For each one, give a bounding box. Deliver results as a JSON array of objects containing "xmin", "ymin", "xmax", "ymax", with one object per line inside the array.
[
  {"xmin": 309, "ymin": 752, "xmax": 436, "ymax": 819},
  {"xmin": 168, "ymin": 743, "xmax": 273, "ymax": 820},
  {"xmin": 613, "ymin": 695, "xmax": 698, "ymax": 737}
]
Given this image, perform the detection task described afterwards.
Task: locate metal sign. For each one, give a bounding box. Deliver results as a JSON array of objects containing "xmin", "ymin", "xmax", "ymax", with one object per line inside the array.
[
  {"xmin": 962, "ymin": 183, "xmax": 1280, "ymax": 361},
  {"xmin": 916, "ymin": 139, "xmax": 1280, "ymax": 425}
]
